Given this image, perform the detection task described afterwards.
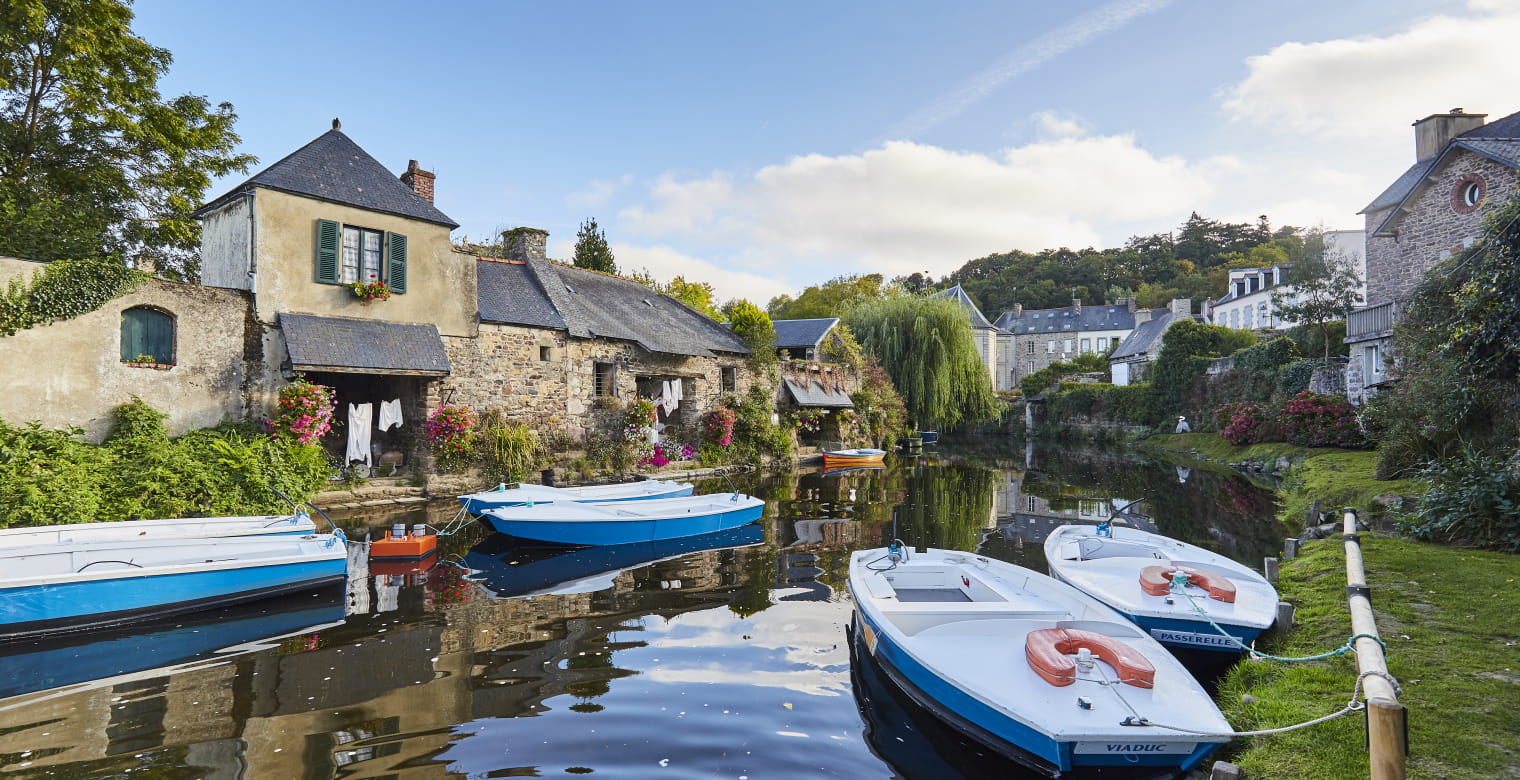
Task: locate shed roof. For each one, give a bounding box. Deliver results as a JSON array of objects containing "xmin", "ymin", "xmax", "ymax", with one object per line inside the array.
[
  {"xmin": 783, "ymin": 379, "xmax": 854, "ymax": 408},
  {"xmin": 194, "ymin": 129, "xmax": 459, "ymax": 228},
  {"xmin": 772, "ymin": 318, "xmax": 839, "ymax": 349},
  {"xmin": 279, "ymin": 313, "xmax": 450, "ymax": 375}
]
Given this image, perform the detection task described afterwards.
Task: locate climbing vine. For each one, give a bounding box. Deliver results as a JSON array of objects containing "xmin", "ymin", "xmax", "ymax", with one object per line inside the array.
[{"xmin": 0, "ymin": 258, "xmax": 145, "ymax": 336}]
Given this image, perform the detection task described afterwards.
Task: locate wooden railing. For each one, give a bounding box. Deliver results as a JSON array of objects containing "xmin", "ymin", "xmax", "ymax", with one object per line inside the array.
[{"xmin": 1347, "ymin": 301, "xmax": 1399, "ymax": 338}]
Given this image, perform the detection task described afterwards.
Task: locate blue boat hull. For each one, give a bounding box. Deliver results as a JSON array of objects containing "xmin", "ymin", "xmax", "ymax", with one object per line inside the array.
[
  {"xmin": 0, "ymin": 589, "xmax": 346, "ymax": 698},
  {"xmin": 465, "ymin": 524, "xmax": 765, "ymax": 597},
  {"xmin": 481, "ymin": 501, "xmax": 764, "ymax": 545},
  {"xmin": 854, "ymin": 610, "xmax": 1220, "ymax": 775},
  {"xmin": 0, "ymin": 558, "xmax": 348, "ymax": 641},
  {"xmin": 461, "ymin": 484, "xmax": 695, "ymax": 515},
  {"xmin": 1124, "ymin": 611, "xmax": 1265, "ymax": 653}
]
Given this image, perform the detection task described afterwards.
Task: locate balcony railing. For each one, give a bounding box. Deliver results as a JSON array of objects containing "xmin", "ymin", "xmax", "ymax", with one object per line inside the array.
[{"xmin": 1347, "ymin": 301, "xmax": 1400, "ymax": 339}]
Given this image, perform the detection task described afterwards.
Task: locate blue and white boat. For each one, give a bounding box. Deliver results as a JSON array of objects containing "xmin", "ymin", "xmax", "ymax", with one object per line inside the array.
[
  {"xmin": 0, "ymin": 532, "xmax": 348, "ymax": 641},
  {"xmin": 465, "ymin": 523, "xmax": 765, "ymax": 598},
  {"xmin": 0, "ymin": 512, "xmax": 317, "ymax": 547},
  {"xmin": 848, "ymin": 546, "xmax": 1230, "ymax": 776},
  {"xmin": 457, "ymin": 479, "xmax": 693, "ymax": 515},
  {"xmin": 480, "ymin": 492, "xmax": 765, "ymax": 546},
  {"xmin": 1044, "ymin": 523, "xmax": 1279, "ymax": 653}
]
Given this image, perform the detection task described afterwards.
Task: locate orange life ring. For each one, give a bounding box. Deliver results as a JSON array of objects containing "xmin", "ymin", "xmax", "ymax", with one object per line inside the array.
[
  {"xmin": 1139, "ymin": 565, "xmax": 1237, "ymax": 603},
  {"xmin": 1024, "ymin": 627, "xmax": 1155, "ymax": 689}
]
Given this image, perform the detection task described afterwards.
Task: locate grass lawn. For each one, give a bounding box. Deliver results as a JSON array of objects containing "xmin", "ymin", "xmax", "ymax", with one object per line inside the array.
[{"xmin": 1216, "ymin": 536, "xmax": 1520, "ymax": 779}]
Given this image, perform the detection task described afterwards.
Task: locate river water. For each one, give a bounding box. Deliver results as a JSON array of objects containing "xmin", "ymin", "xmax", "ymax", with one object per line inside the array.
[{"xmin": 0, "ymin": 439, "xmax": 1283, "ymax": 779}]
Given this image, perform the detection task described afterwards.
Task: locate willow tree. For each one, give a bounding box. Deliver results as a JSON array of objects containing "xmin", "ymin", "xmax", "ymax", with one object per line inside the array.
[{"xmin": 843, "ymin": 294, "xmax": 1000, "ymax": 430}]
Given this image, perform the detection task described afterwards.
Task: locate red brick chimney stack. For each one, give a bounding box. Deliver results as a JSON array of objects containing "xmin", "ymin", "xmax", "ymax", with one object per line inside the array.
[{"xmin": 401, "ymin": 159, "xmax": 436, "ymax": 204}]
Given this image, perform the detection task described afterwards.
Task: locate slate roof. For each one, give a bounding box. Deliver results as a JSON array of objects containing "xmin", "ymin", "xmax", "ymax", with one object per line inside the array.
[
  {"xmin": 783, "ymin": 379, "xmax": 854, "ymax": 408},
  {"xmin": 474, "ymin": 259, "xmax": 749, "ymax": 358},
  {"xmin": 933, "ymin": 285, "xmax": 995, "ymax": 329},
  {"xmin": 476, "ymin": 260, "xmax": 566, "ymax": 330},
  {"xmin": 1109, "ymin": 312, "xmax": 1175, "ymax": 361},
  {"xmin": 1360, "ymin": 110, "xmax": 1520, "ymax": 216},
  {"xmin": 194, "ymin": 129, "xmax": 459, "ymax": 228},
  {"xmin": 280, "ymin": 313, "xmax": 450, "ymax": 375},
  {"xmin": 993, "ymin": 303, "xmax": 1137, "ymax": 335},
  {"xmin": 772, "ymin": 318, "xmax": 839, "ymax": 350}
]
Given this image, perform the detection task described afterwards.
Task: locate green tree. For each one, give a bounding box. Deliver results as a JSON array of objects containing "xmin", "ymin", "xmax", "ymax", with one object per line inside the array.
[
  {"xmin": 1270, "ymin": 230, "xmax": 1363, "ymax": 361},
  {"xmin": 723, "ymin": 299, "xmax": 775, "ymax": 353},
  {"xmin": 0, "ymin": 0, "xmax": 254, "ymax": 276},
  {"xmin": 843, "ymin": 294, "xmax": 1001, "ymax": 430},
  {"xmin": 1151, "ymin": 319, "xmax": 1255, "ymax": 421},
  {"xmin": 767, "ymin": 274, "xmax": 887, "ymax": 319},
  {"xmin": 662, "ymin": 275, "xmax": 720, "ymax": 319},
  {"xmin": 572, "ymin": 217, "xmax": 616, "ymax": 273}
]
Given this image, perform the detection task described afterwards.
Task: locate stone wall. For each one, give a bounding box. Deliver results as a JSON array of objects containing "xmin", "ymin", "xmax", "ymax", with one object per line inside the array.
[
  {"xmin": 439, "ymin": 327, "xmax": 751, "ymax": 442},
  {"xmin": 1365, "ymin": 153, "xmax": 1518, "ymax": 305}
]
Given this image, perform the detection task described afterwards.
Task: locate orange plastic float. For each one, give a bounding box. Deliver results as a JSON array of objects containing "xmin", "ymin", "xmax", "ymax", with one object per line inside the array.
[
  {"xmin": 1024, "ymin": 627, "xmax": 1155, "ymax": 688},
  {"xmin": 370, "ymin": 524, "xmax": 438, "ymax": 560},
  {"xmin": 1138, "ymin": 565, "xmax": 1236, "ymax": 602}
]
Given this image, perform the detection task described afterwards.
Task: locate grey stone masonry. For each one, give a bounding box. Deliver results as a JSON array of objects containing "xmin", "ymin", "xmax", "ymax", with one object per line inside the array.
[{"xmin": 1366, "ymin": 153, "xmax": 1518, "ymax": 305}]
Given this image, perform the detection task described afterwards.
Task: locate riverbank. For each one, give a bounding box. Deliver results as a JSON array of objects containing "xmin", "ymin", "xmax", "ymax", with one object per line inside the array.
[{"xmin": 1137, "ymin": 432, "xmax": 1520, "ymax": 777}]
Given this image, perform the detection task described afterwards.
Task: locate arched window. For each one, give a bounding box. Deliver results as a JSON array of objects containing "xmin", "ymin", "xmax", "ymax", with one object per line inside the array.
[{"xmin": 121, "ymin": 306, "xmax": 175, "ymax": 365}]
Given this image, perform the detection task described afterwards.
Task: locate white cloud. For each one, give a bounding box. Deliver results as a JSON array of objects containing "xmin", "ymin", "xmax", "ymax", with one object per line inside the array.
[
  {"xmin": 1221, "ymin": 2, "xmax": 1520, "ymax": 141},
  {"xmin": 566, "ymin": 174, "xmax": 634, "ymax": 209},
  {"xmin": 618, "ymin": 129, "xmax": 1223, "ymax": 289}
]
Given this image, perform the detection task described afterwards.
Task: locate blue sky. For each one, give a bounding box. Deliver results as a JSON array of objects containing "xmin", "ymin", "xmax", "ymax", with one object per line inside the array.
[{"xmin": 138, "ymin": 0, "xmax": 1515, "ymax": 304}]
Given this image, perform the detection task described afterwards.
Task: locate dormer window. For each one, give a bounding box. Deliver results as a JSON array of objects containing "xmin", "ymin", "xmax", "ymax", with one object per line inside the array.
[{"xmin": 314, "ymin": 219, "xmax": 407, "ymax": 292}]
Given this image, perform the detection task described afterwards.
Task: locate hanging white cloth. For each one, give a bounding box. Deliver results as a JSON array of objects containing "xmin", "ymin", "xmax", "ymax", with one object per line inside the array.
[
  {"xmin": 377, "ymin": 398, "xmax": 403, "ymax": 431},
  {"xmin": 347, "ymin": 403, "xmax": 373, "ymax": 466}
]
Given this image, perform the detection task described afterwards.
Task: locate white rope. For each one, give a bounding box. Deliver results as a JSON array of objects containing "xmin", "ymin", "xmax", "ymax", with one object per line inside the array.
[{"xmin": 1123, "ymin": 670, "xmax": 1393, "ymax": 737}]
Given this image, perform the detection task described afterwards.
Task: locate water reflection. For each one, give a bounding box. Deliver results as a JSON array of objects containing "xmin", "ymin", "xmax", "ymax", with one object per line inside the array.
[{"xmin": 0, "ymin": 439, "xmax": 1282, "ymax": 778}]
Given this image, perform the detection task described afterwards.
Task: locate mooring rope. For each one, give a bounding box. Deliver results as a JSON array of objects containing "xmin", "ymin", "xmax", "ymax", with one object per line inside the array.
[
  {"xmin": 1173, "ymin": 585, "xmax": 1385, "ymax": 663},
  {"xmin": 1123, "ymin": 670, "xmax": 1400, "ymax": 737}
]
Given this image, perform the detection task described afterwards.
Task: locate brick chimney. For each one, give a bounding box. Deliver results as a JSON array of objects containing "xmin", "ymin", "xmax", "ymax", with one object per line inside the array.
[
  {"xmin": 502, "ymin": 227, "xmax": 549, "ymax": 262},
  {"xmin": 1413, "ymin": 109, "xmax": 1486, "ymax": 161},
  {"xmin": 400, "ymin": 160, "xmax": 436, "ymax": 204}
]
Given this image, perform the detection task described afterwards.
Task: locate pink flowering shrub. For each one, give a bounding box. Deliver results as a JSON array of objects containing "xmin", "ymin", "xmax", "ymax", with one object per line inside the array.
[
  {"xmin": 623, "ymin": 399, "xmax": 657, "ymax": 442},
  {"xmin": 426, "ymin": 404, "xmax": 478, "ymax": 469},
  {"xmin": 1215, "ymin": 401, "xmax": 1273, "ymax": 445},
  {"xmin": 1281, "ymin": 391, "xmax": 1368, "ymax": 448},
  {"xmin": 266, "ymin": 378, "xmax": 336, "ymax": 445},
  {"xmin": 703, "ymin": 407, "xmax": 737, "ymax": 447},
  {"xmin": 641, "ymin": 439, "xmax": 695, "ymax": 468}
]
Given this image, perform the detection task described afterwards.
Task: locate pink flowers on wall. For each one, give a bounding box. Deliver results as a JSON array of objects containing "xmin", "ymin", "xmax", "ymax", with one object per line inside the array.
[{"xmin": 266, "ymin": 378, "xmax": 336, "ymax": 445}]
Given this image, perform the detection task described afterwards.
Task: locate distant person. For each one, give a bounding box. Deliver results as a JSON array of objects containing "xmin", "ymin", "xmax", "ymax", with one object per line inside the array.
[{"xmin": 1175, "ymin": 415, "xmax": 1191, "ymax": 433}]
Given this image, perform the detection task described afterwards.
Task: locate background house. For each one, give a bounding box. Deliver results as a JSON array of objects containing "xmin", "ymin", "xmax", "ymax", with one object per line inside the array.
[
  {"xmin": 1109, "ymin": 299, "xmax": 1195, "ymax": 386},
  {"xmin": 1346, "ymin": 108, "xmax": 1520, "ymax": 403},
  {"xmin": 994, "ymin": 299, "xmax": 1138, "ymax": 386}
]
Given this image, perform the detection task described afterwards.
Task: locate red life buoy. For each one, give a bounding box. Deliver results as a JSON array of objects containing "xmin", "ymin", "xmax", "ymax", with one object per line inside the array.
[
  {"xmin": 1138, "ymin": 565, "xmax": 1237, "ymax": 603},
  {"xmin": 1025, "ymin": 628, "xmax": 1154, "ymax": 688}
]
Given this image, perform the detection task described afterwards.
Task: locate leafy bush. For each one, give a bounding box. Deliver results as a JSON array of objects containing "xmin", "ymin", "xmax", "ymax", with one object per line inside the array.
[
  {"xmin": 1276, "ymin": 358, "xmax": 1317, "ymax": 396},
  {"xmin": 1279, "ymin": 390, "xmax": 1367, "ymax": 448},
  {"xmin": 1403, "ymin": 450, "xmax": 1520, "ymax": 551},
  {"xmin": 265, "ymin": 377, "xmax": 336, "ymax": 445},
  {"xmin": 0, "ymin": 257, "xmax": 144, "ymax": 336},
  {"xmin": 476, "ymin": 411, "xmax": 541, "ymax": 483},
  {"xmin": 0, "ymin": 401, "xmax": 327, "ymax": 527},
  {"xmin": 1215, "ymin": 401, "xmax": 1277, "ymax": 445},
  {"xmin": 1231, "ymin": 336, "xmax": 1300, "ymax": 374},
  {"xmin": 702, "ymin": 407, "xmax": 737, "ymax": 447}
]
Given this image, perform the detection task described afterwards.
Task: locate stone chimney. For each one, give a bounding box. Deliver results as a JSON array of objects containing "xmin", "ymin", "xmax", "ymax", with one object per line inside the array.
[
  {"xmin": 1072, "ymin": 297, "xmax": 1082, "ymax": 315},
  {"xmin": 1170, "ymin": 298, "xmax": 1192, "ymax": 317},
  {"xmin": 1413, "ymin": 109, "xmax": 1486, "ymax": 161},
  {"xmin": 1012, "ymin": 303, "xmax": 1023, "ymax": 319},
  {"xmin": 1134, "ymin": 309, "xmax": 1153, "ymax": 325},
  {"xmin": 400, "ymin": 160, "xmax": 436, "ymax": 204},
  {"xmin": 1123, "ymin": 297, "xmax": 1136, "ymax": 313},
  {"xmin": 502, "ymin": 227, "xmax": 549, "ymax": 262}
]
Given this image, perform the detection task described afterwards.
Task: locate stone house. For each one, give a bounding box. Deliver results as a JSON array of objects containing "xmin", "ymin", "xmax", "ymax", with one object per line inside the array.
[
  {"xmin": 450, "ymin": 227, "xmax": 752, "ymax": 442},
  {"xmin": 769, "ymin": 317, "xmax": 861, "ymax": 428},
  {"xmin": 1109, "ymin": 299, "xmax": 1195, "ymax": 386},
  {"xmin": 1, "ymin": 123, "xmax": 754, "ymax": 465},
  {"xmin": 1346, "ymin": 108, "xmax": 1520, "ymax": 404},
  {"xmin": 994, "ymin": 299, "xmax": 1139, "ymax": 386}
]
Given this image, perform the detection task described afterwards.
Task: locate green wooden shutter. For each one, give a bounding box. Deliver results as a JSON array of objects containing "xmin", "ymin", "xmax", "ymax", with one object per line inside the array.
[
  {"xmin": 386, "ymin": 231, "xmax": 408, "ymax": 293},
  {"xmin": 315, "ymin": 219, "xmax": 340, "ymax": 283}
]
